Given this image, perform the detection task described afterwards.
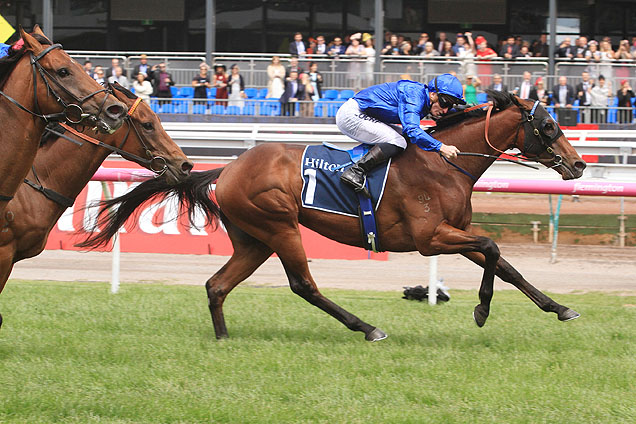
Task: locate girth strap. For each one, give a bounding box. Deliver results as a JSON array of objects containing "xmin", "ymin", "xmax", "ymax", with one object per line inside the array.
[{"xmin": 23, "ymin": 166, "xmax": 75, "ymax": 208}]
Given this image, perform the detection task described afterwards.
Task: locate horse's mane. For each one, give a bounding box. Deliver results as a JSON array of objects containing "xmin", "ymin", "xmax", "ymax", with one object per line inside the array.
[
  {"xmin": 0, "ymin": 34, "xmax": 53, "ymax": 87},
  {"xmin": 433, "ymin": 90, "xmax": 519, "ymax": 132},
  {"xmin": 110, "ymin": 81, "xmax": 138, "ymax": 100}
]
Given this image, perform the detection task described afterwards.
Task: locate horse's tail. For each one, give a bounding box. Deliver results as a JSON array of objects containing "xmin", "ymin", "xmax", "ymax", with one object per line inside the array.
[{"xmin": 77, "ymin": 168, "xmax": 224, "ymax": 249}]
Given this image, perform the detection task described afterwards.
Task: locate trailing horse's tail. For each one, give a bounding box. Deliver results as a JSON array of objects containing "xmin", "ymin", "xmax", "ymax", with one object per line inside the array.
[{"xmin": 77, "ymin": 168, "xmax": 224, "ymax": 249}]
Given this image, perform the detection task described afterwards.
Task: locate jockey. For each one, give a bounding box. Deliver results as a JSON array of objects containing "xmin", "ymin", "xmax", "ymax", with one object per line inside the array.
[
  {"xmin": 336, "ymin": 73, "xmax": 466, "ymax": 194},
  {"xmin": 0, "ymin": 43, "xmax": 10, "ymax": 58}
]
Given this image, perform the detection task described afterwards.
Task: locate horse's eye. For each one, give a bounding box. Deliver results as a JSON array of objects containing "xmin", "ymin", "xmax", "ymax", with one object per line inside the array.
[
  {"xmin": 142, "ymin": 122, "xmax": 154, "ymax": 131},
  {"xmin": 57, "ymin": 68, "xmax": 70, "ymax": 77}
]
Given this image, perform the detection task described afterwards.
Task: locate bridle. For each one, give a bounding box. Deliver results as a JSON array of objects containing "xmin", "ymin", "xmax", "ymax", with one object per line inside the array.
[
  {"xmin": 0, "ymin": 43, "xmax": 110, "ymax": 124},
  {"xmin": 24, "ymin": 85, "xmax": 169, "ymax": 207},
  {"xmin": 483, "ymin": 99, "xmax": 565, "ymax": 170},
  {"xmin": 44, "ymin": 83, "xmax": 168, "ymax": 176}
]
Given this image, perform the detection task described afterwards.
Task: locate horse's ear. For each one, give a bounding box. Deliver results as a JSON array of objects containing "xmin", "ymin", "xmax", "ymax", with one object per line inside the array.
[
  {"xmin": 32, "ymin": 24, "xmax": 46, "ymax": 37},
  {"xmin": 19, "ymin": 26, "xmax": 44, "ymax": 54}
]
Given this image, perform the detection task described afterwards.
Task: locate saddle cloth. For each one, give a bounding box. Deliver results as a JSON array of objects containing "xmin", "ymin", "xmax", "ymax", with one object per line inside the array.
[{"xmin": 300, "ymin": 143, "xmax": 391, "ymax": 217}]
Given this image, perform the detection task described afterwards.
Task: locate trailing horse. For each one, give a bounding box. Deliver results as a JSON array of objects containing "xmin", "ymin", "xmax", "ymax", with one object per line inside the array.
[
  {"xmin": 0, "ymin": 83, "xmax": 192, "ymax": 330},
  {"xmin": 81, "ymin": 91, "xmax": 586, "ymax": 341}
]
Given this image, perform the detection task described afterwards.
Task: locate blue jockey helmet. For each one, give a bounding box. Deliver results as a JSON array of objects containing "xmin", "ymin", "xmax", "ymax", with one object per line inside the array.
[{"xmin": 429, "ymin": 73, "xmax": 466, "ymax": 107}]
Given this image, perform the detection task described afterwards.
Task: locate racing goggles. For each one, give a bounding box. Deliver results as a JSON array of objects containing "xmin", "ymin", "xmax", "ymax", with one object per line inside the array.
[{"xmin": 437, "ymin": 93, "xmax": 461, "ymax": 109}]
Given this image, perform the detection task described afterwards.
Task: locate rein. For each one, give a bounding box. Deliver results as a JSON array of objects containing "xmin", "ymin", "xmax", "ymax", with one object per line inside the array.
[
  {"xmin": 24, "ymin": 95, "xmax": 167, "ymax": 208},
  {"xmin": 443, "ymin": 99, "xmax": 562, "ymax": 180}
]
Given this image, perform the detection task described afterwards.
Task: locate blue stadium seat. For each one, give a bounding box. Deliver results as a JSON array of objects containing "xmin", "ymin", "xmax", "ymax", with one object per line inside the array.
[
  {"xmin": 257, "ymin": 88, "xmax": 268, "ymax": 99},
  {"xmin": 192, "ymin": 103, "xmax": 207, "ymax": 114},
  {"xmin": 210, "ymin": 104, "xmax": 226, "ymax": 115},
  {"xmin": 476, "ymin": 92, "xmax": 488, "ymax": 104},
  {"xmin": 323, "ymin": 89, "xmax": 339, "ymax": 100},
  {"xmin": 339, "ymin": 89, "xmax": 355, "ymax": 100},
  {"xmin": 207, "ymin": 87, "xmax": 217, "ymax": 98},
  {"xmin": 226, "ymin": 105, "xmax": 241, "ymax": 115},
  {"xmin": 150, "ymin": 99, "xmax": 160, "ymax": 113},
  {"xmin": 170, "ymin": 86, "xmax": 179, "ymax": 97},
  {"xmin": 241, "ymin": 104, "xmax": 256, "ymax": 115},
  {"xmin": 327, "ymin": 101, "xmax": 344, "ymax": 117},
  {"xmin": 179, "ymin": 87, "xmax": 194, "ymax": 98},
  {"xmin": 160, "ymin": 103, "xmax": 174, "ymax": 114},
  {"xmin": 244, "ymin": 88, "xmax": 258, "ymax": 99},
  {"xmin": 607, "ymin": 97, "xmax": 618, "ymax": 123}
]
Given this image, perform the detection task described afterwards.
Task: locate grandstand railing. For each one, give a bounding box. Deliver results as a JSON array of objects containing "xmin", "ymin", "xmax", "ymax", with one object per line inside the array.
[{"xmin": 67, "ymin": 50, "xmax": 636, "ymax": 92}]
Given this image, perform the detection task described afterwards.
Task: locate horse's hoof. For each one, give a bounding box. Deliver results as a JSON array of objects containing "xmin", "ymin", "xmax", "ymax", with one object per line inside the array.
[
  {"xmin": 365, "ymin": 327, "xmax": 387, "ymax": 342},
  {"xmin": 473, "ymin": 305, "xmax": 489, "ymax": 328},
  {"xmin": 558, "ymin": 308, "xmax": 580, "ymax": 322}
]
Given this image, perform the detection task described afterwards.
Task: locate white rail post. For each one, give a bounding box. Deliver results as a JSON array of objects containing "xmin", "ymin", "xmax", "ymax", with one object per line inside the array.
[
  {"xmin": 100, "ymin": 182, "xmax": 120, "ymax": 294},
  {"xmin": 428, "ymin": 256, "xmax": 438, "ymax": 305}
]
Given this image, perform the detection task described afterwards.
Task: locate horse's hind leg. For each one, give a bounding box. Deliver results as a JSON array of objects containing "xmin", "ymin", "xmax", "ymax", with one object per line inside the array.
[
  {"xmin": 461, "ymin": 252, "xmax": 580, "ymax": 321},
  {"xmin": 273, "ymin": 229, "xmax": 385, "ymax": 341},
  {"xmin": 205, "ymin": 223, "xmax": 273, "ymax": 339}
]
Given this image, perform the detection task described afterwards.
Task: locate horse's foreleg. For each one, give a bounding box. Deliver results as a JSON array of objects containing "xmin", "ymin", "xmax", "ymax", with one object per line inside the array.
[
  {"xmin": 461, "ymin": 252, "xmax": 580, "ymax": 322},
  {"xmin": 273, "ymin": 229, "xmax": 385, "ymax": 341},
  {"xmin": 427, "ymin": 223, "xmax": 500, "ymax": 327},
  {"xmin": 0, "ymin": 257, "xmax": 15, "ymax": 331},
  {"xmin": 205, "ymin": 228, "xmax": 273, "ymax": 339}
]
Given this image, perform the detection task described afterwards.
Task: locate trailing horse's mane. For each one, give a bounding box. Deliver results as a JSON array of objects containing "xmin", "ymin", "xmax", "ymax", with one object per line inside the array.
[
  {"xmin": 0, "ymin": 34, "xmax": 52, "ymax": 88},
  {"xmin": 433, "ymin": 90, "xmax": 519, "ymax": 131},
  {"xmin": 110, "ymin": 82, "xmax": 138, "ymax": 100}
]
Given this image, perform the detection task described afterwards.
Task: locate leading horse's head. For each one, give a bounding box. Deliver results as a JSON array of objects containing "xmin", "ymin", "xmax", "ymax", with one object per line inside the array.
[
  {"xmin": 505, "ymin": 93, "xmax": 586, "ymax": 180},
  {"xmin": 109, "ymin": 82, "xmax": 193, "ymax": 184},
  {"xmin": 16, "ymin": 26, "xmax": 127, "ymax": 133}
]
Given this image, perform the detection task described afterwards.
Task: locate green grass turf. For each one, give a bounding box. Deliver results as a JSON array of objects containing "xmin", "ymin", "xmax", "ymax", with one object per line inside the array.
[{"xmin": 1, "ymin": 280, "xmax": 635, "ymax": 423}]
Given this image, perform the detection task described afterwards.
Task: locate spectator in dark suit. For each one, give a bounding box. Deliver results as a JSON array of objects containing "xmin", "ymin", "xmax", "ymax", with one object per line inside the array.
[
  {"xmin": 286, "ymin": 56, "xmax": 304, "ymax": 78},
  {"xmin": 499, "ymin": 36, "xmax": 519, "ymax": 59},
  {"xmin": 556, "ymin": 38, "xmax": 574, "ymax": 59},
  {"xmin": 279, "ymin": 71, "xmax": 305, "ymax": 116},
  {"xmin": 149, "ymin": 62, "xmax": 174, "ymax": 104},
  {"xmin": 289, "ymin": 32, "xmax": 307, "ymax": 57},
  {"xmin": 531, "ymin": 33, "xmax": 549, "ymax": 57},
  {"xmin": 487, "ymin": 74, "xmax": 508, "ymax": 100},
  {"xmin": 132, "ymin": 54, "xmax": 151, "ymax": 80},
  {"xmin": 106, "ymin": 58, "xmax": 127, "ymax": 78},
  {"xmin": 552, "ymin": 76, "xmax": 575, "ymax": 108},
  {"xmin": 327, "ymin": 37, "xmax": 346, "ymax": 57},
  {"xmin": 575, "ymin": 71, "xmax": 594, "ymax": 123}
]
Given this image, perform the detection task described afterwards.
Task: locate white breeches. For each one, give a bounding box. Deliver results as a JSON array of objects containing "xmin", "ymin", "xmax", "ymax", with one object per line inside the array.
[{"xmin": 335, "ymin": 98, "xmax": 407, "ymax": 149}]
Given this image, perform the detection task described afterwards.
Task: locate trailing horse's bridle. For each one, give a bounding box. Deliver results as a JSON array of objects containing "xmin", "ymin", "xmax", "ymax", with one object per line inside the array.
[
  {"xmin": 25, "ymin": 87, "xmax": 169, "ymax": 207},
  {"xmin": 0, "ymin": 43, "xmax": 110, "ymax": 124},
  {"xmin": 44, "ymin": 83, "xmax": 168, "ymax": 176}
]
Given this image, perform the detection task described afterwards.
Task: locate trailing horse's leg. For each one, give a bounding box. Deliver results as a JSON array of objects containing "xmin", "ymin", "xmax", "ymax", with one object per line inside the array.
[
  {"xmin": 461, "ymin": 252, "xmax": 580, "ymax": 322},
  {"xmin": 205, "ymin": 224, "xmax": 273, "ymax": 339},
  {"xmin": 0, "ymin": 259, "xmax": 15, "ymax": 331},
  {"xmin": 274, "ymin": 229, "xmax": 385, "ymax": 341},
  {"xmin": 427, "ymin": 223, "xmax": 500, "ymax": 327}
]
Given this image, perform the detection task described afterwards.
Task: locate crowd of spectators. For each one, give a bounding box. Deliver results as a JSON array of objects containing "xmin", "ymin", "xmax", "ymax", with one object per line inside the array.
[{"xmin": 78, "ymin": 29, "xmax": 636, "ymax": 122}]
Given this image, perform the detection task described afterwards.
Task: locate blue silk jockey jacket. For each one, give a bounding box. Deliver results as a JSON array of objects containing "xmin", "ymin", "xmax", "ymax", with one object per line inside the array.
[
  {"xmin": 353, "ymin": 75, "xmax": 464, "ymax": 152},
  {"xmin": 0, "ymin": 43, "xmax": 10, "ymax": 58}
]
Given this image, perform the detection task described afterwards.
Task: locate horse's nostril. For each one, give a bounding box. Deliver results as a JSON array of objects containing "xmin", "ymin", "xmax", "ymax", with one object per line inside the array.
[
  {"xmin": 106, "ymin": 104, "xmax": 125, "ymax": 118},
  {"xmin": 181, "ymin": 161, "xmax": 194, "ymax": 174},
  {"xmin": 574, "ymin": 160, "xmax": 587, "ymax": 171}
]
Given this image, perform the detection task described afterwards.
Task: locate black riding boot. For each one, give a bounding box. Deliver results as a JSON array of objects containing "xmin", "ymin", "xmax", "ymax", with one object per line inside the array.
[{"xmin": 340, "ymin": 143, "xmax": 403, "ymax": 196}]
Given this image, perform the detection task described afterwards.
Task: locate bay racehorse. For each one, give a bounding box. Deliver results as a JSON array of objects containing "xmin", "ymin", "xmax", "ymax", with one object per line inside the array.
[
  {"xmin": 0, "ymin": 82, "xmax": 192, "ymax": 329},
  {"xmin": 0, "ymin": 26, "xmax": 126, "ymax": 223},
  {"xmin": 81, "ymin": 91, "xmax": 586, "ymax": 341}
]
